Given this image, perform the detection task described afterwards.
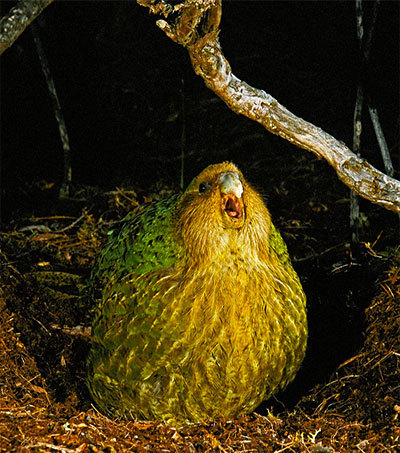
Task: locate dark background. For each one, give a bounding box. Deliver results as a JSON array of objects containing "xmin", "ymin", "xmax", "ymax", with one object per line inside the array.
[
  {"xmin": 1, "ymin": 1, "xmax": 398, "ymax": 218},
  {"xmin": 1, "ymin": 0, "xmax": 399, "ymax": 408}
]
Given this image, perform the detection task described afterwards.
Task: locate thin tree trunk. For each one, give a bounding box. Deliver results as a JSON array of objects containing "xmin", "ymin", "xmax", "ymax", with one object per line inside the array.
[
  {"xmin": 350, "ymin": 0, "xmax": 365, "ymax": 246},
  {"xmin": 369, "ymin": 107, "xmax": 394, "ymax": 178},
  {"xmin": 351, "ymin": 85, "xmax": 363, "ymax": 245},
  {"xmin": 31, "ymin": 23, "xmax": 72, "ymax": 198}
]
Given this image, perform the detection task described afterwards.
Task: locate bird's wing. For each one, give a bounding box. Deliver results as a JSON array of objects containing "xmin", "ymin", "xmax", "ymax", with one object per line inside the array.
[
  {"xmin": 88, "ymin": 194, "xmax": 182, "ymax": 368},
  {"xmin": 269, "ymin": 222, "xmax": 293, "ymax": 269},
  {"xmin": 93, "ymin": 193, "xmax": 182, "ymax": 291}
]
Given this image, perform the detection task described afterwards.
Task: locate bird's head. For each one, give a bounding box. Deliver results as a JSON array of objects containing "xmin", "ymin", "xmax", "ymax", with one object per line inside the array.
[{"xmin": 176, "ymin": 162, "xmax": 271, "ymax": 262}]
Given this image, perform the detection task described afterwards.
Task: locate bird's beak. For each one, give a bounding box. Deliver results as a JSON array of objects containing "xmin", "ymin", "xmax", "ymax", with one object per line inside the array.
[{"xmin": 220, "ymin": 172, "xmax": 244, "ymax": 220}]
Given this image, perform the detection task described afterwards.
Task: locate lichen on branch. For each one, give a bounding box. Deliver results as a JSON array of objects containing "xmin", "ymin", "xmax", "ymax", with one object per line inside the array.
[{"xmin": 0, "ymin": 0, "xmax": 54, "ymax": 55}]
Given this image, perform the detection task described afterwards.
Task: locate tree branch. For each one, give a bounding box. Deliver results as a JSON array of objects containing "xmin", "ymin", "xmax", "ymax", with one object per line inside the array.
[
  {"xmin": 31, "ymin": 23, "xmax": 72, "ymax": 199},
  {"xmin": 137, "ymin": 0, "xmax": 400, "ymax": 214},
  {"xmin": 0, "ymin": 0, "xmax": 53, "ymax": 55}
]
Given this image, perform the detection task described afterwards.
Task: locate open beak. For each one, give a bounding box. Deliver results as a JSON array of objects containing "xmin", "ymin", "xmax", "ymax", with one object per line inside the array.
[{"xmin": 220, "ymin": 172, "xmax": 244, "ymax": 220}]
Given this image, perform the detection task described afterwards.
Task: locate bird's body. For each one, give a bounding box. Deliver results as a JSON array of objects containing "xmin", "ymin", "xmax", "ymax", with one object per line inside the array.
[{"xmin": 87, "ymin": 162, "xmax": 307, "ymax": 425}]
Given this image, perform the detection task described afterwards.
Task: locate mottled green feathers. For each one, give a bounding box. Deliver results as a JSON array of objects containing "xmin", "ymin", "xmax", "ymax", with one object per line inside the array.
[{"xmin": 87, "ymin": 162, "xmax": 307, "ymax": 425}]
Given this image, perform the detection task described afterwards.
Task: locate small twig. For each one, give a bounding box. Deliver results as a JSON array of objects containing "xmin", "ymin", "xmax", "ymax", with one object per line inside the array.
[
  {"xmin": 27, "ymin": 215, "xmax": 77, "ymax": 221},
  {"xmin": 369, "ymin": 350, "xmax": 397, "ymax": 370},
  {"xmin": 51, "ymin": 324, "xmax": 92, "ymax": 338},
  {"xmin": 323, "ymin": 374, "xmax": 362, "ymax": 388},
  {"xmin": 55, "ymin": 213, "xmax": 86, "ymax": 233},
  {"xmin": 107, "ymin": 189, "xmax": 138, "ymax": 196},
  {"xmin": 368, "ymin": 106, "xmax": 395, "ymax": 177},
  {"xmin": 293, "ymin": 242, "xmax": 348, "ymax": 263},
  {"xmin": 24, "ymin": 443, "xmax": 77, "ymax": 453},
  {"xmin": 19, "ymin": 225, "xmax": 52, "ymax": 234},
  {"xmin": 378, "ymin": 282, "xmax": 394, "ymax": 298},
  {"xmin": 337, "ymin": 352, "xmax": 366, "ymax": 369},
  {"xmin": 114, "ymin": 187, "xmax": 139, "ymax": 206},
  {"xmin": 32, "ymin": 316, "xmax": 52, "ymax": 335}
]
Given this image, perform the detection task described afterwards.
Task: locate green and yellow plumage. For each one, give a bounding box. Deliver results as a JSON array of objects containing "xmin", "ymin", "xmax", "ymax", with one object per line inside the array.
[{"xmin": 87, "ymin": 162, "xmax": 307, "ymax": 425}]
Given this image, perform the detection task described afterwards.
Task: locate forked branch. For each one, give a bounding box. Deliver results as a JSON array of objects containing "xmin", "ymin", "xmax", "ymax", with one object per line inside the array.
[{"xmin": 137, "ymin": 0, "xmax": 400, "ymax": 213}]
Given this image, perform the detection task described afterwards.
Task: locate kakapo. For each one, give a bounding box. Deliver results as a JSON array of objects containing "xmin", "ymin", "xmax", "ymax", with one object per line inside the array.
[{"xmin": 87, "ymin": 162, "xmax": 307, "ymax": 425}]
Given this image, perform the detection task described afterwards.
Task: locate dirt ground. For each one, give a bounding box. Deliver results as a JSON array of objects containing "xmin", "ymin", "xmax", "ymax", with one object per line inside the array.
[{"xmin": 0, "ymin": 181, "xmax": 399, "ymax": 453}]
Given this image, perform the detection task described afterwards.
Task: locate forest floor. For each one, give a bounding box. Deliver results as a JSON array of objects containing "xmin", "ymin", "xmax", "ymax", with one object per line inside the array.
[{"xmin": 0, "ymin": 173, "xmax": 399, "ymax": 452}]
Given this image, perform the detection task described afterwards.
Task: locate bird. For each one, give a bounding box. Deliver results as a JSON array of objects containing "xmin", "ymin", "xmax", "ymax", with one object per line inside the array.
[{"xmin": 87, "ymin": 161, "xmax": 307, "ymax": 425}]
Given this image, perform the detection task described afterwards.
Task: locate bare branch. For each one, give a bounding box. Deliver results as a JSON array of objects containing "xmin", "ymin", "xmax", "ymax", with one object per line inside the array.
[
  {"xmin": 369, "ymin": 106, "xmax": 394, "ymax": 178},
  {"xmin": 0, "ymin": 0, "xmax": 53, "ymax": 55},
  {"xmin": 351, "ymin": 83, "xmax": 364, "ymax": 244},
  {"xmin": 350, "ymin": 0, "xmax": 366, "ymax": 245},
  {"xmin": 31, "ymin": 23, "xmax": 72, "ymax": 199},
  {"xmin": 137, "ymin": 0, "xmax": 400, "ymax": 214}
]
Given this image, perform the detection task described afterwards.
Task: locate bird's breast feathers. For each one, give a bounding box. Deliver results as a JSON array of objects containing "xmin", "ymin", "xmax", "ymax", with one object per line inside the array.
[{"xmin": 88, "ymin": 162, "xmax": 307, "ymax": 424}]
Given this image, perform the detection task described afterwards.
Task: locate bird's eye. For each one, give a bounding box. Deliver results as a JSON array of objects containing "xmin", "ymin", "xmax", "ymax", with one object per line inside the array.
[{"xmin": 198, "ymin": 182, "xmax": 211, "ymax": 193}]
